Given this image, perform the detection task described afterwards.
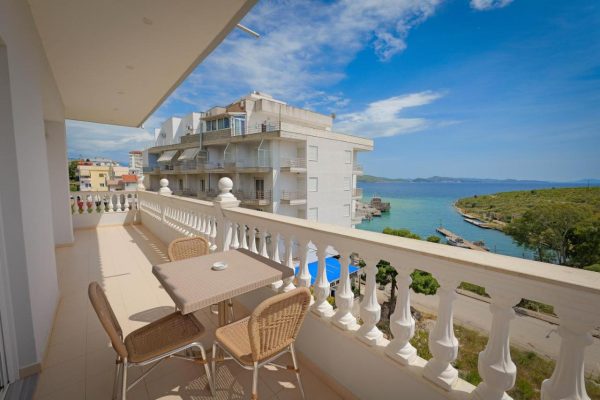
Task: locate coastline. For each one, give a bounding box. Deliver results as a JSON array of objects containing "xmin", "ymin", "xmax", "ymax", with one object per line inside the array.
[{"xmin": 452, "ymin": 201, "xmax": 507, "ymax": 232}]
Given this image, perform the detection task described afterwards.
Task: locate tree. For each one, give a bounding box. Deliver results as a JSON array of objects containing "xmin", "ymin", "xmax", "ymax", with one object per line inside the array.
[
  {"xmin": 569, "ymin": 214, "xmax": 600, "ymax": 268},
  {"xmin": 68, "ymin": 160, "xmax": 79, "ymax": 181},
  {"xmin": 506, "ymin": 204, "xmax": 591, "ymax": 265},
  {"xmin": 375, "ymin": 260, "xmax": 397, "ymax": 319},
  {"xmin": 379, "ymin": 227, "xmax": 441, "ymax": 296}
]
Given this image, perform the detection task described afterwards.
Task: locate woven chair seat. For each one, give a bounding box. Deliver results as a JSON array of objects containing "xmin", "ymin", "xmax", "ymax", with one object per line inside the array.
[
  {"xmin": 125, "ymin": 312, "xmax": 205, "ymax": 363},
  {"xmin": 215, "ymin": 317, "xmax": 254, "ymax": 365}
]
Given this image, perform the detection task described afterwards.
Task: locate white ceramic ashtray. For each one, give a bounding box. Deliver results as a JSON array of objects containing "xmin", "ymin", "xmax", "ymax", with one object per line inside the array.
[{"xmin": 211, "ymin": 261, "xmax": 228, "ymax": 271}]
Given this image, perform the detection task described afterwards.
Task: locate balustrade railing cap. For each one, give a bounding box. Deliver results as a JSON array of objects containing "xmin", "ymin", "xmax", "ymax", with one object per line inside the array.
[{"xmin": 215, "ymin": 177, "xmax": 240, "ymax": 207}]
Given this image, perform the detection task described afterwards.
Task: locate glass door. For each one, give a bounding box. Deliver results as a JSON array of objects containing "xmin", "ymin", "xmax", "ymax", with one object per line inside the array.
[{"xmin": 255, "ymin": 179, "xmax": 265, "ymax": 199}]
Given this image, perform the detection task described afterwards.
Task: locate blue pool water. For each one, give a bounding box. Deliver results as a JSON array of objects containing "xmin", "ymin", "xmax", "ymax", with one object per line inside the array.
[{"xmin": 356, "ymin": 181, "xmax": 593, "ymax": 259}]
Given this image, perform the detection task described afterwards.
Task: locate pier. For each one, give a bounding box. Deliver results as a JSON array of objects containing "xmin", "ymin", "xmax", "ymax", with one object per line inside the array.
[{"xmin": 436, "ymin": 227, "xmax": 489, "ymax": 252}]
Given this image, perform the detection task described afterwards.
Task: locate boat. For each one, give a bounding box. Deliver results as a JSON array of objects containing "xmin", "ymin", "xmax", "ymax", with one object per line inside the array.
[
  {"xmin": 464, "ymin": 217, "xmax": 493, "ymax": 229},
  {"xmin": 370, "ymin": 196, "xmax": 391, "ymax": 212}
]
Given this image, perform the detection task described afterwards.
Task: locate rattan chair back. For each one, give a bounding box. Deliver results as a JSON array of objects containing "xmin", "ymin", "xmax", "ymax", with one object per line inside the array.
[
  {"xmin": 248, "ymin": 287, "xmax": 311, "ymax": 362},
  {"xmin": 168, "ymin": 236, "xmax": 210, "ymax": 261},
  {"xmin": 88, "ymin": 282, "xmax": 128, "ymax": 359}
]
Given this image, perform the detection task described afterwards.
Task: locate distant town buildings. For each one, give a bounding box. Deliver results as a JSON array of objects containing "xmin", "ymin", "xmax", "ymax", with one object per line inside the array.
[
  {"xmin": 143, "ymin": 91, "xmax": 373, "ymax": 227},
  {"xmin": 75, "ymin": 158, "xmax": 137, "ymax": 191}
]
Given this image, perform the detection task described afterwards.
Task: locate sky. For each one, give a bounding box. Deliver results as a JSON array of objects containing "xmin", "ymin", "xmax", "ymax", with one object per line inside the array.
[{"xmin": 66, "ymin": 0, "xmax": 600, "ymax": 181}]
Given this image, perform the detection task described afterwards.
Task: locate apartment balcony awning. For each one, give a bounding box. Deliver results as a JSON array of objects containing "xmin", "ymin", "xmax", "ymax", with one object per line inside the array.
[
  {"xmin": 177, "ymin": 147, "xmax": 201, "ymax": 162},
  {"xmin": 27, "ymin": 0, "xmax": 257, "ymax": 126},
  {"xmin": 157, "ymin": 150, "xmax": 178, "ymax": 163}
]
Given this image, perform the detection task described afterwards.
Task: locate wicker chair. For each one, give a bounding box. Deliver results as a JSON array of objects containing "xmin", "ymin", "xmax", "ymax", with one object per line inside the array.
[
  {"xmin": 88, "ymin": 282, "xmax": 214, "ymax": 399},
  {"xmin": 168, "ymin": 236, "xmax": 211, "ymax": 261},
  {"xmin": 211, "ymin": 287, "xmax": 311, "ymax": 399}
]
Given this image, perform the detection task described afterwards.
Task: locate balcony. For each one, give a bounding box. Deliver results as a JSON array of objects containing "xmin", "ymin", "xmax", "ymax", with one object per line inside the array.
[
  {"xmin": 280, "ymin": 158, "xmax": 307, "ymax": 173},
  {"xmin": 236, "ymin": 190, "xmax": 273, "ymax": 207},
  {"xmin": 280, "ymin": 191, "xmax": 307, "ymax": 206},
  {"xmin": 352, "ymin": 188, "xmax": 363, "ymax": 199},
  {"xmin": 352, "ymin": 164, "xmax": 364, "ymax": 176},
  {"xmin": 56, "ymin": 181, "xmax": 600, "ymax": 399}
]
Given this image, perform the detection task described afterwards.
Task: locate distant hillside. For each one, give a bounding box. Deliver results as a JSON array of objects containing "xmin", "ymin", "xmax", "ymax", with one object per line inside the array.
[
  {"xmin": 358, "ymin": 175, "xmax": 550, "ymax": 184},
  {"xmin": 455, "ymin": 187, "xmax": 600, "ymax": 229}
]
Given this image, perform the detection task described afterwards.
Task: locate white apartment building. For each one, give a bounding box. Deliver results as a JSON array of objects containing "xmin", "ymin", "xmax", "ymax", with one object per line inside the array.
[
  {"xmin": 128, "ymin": 150, "xmax": 143, "ymax": 175},
  {"xmin": 144, "ymin": 92, "xmax": 373, "ymax": 227}
]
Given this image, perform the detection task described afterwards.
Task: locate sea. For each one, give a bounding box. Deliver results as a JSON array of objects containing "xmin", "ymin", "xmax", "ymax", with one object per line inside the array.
[{"xmin": 356, "ymin": 181, "xmax": 594, "ymax": 259}]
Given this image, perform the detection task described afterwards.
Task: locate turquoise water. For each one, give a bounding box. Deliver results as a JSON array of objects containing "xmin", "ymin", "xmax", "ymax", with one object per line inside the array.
[{"xmin": 356, "ymin": 181, "xmax": 593, "ymax": 259}]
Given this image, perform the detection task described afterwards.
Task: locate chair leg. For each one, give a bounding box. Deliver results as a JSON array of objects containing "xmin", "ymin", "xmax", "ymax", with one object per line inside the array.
[
  {"xmin": 290, "ymin": 343, "xmax": 305, "ymax": 400},
  {"xmin": 252, "ymin": 362, "xmax": 259, "ymax": 400},
  {"xmin": 121, "ymin": 360, "xmax": 128, "ymax": 400},
  {"xmin": 228, "ymin": 298, "xmax": 235, "ymax": 322},
  {"xmin": 196, "ymin": 344, "xmax": 215, "ymax": 396},
  {"xmin": 211, "ymin": 343, "xmax": 217, "ymax": 392},
  {"xmin": 112, "ymin": 361, "xmax": 121, "ymax": 400}
]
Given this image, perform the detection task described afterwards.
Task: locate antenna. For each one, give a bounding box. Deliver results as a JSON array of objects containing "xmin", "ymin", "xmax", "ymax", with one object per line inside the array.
[{"xmin": 236, "ymin": 24, "xmax": 260, "ymax": 38}]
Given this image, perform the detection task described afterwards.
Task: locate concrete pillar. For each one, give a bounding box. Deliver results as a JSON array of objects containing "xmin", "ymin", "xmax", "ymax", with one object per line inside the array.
[{"xmin": 45, "ymin": 120, "xmax": 74, "ymax": 246}]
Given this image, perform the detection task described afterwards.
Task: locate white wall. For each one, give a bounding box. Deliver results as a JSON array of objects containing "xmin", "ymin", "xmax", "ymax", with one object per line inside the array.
[
  {"xmin": 0, "ymin": 0, "xmax": 62, "ymax": 373},
  {"xmin": 306, "ymin": 136, "xmax": 354, "ymax": 227},
  {"xmin": 45, "ymin": 120, "xmax": 74, "ymax": 245}
]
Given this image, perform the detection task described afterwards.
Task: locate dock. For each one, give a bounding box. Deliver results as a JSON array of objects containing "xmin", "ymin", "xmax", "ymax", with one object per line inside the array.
[{"xmin": 436, "ymin": 227, "xmax": 489, "ymax": 252}]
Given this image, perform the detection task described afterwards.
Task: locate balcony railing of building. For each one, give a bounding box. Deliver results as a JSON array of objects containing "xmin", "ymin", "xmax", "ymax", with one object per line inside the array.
[
  {"xmin": 280, "ymin": 158, "xmax": 307, "ymax": 171},
  {"xmin": 70, "ymin": 191, "xmax": 138, "ymax": 214},
  {"xmin": 352, "ymin": 188, "xmax": 363, "ymax": 198},
  {"xmin": 234, "ymin": 190, "xmax": 273, "ymax": 206},
  {"xmin": 133, "ymin": 179, "xmax": 600, "ymax": 399},
  {"xmin": 352, "ymin": 163, "xmax": 364, "ymax": 175},
  {"xmin": 280, "ymin": 191, "xmax": 307, "ymax": 205}
]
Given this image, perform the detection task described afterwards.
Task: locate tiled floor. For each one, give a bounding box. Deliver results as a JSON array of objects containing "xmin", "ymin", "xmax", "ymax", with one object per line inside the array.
[{"xmin": 36, "ymin": 225, "xmax": 342, "ymax": 400}]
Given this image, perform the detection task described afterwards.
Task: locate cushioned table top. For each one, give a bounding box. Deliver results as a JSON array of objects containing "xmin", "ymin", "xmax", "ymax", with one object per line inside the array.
[{"xmin": 153, "ymin": 248, "xmax": 294, "ymax": 315}]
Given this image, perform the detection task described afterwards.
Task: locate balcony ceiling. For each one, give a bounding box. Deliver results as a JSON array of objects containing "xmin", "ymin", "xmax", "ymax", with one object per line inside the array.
[{"xmin": 28, "ymin": 0, "xmax": 256, "ymax": 127}]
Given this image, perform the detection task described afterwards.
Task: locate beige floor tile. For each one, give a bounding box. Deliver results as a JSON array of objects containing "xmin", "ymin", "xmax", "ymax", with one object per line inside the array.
[{"xmin": 37, "ymin": 226, "xmax": 340, "ymax": 400}]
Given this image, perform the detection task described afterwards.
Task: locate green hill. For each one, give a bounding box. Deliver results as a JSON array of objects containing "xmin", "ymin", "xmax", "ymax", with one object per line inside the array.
[{"xmin": 455, "ymin": 187, "xmax": 600, "ymax": 227}]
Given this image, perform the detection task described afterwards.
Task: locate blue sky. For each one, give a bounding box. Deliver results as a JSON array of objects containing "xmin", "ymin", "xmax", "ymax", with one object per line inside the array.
[{"xmin": 66, "ymin": 0, "xmax": 600, "ymax": 181}]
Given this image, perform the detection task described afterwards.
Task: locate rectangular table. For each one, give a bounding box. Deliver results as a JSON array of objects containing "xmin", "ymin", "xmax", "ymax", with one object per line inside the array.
[{"xmin": 152, "ymin": 248, "xmax": 294, "ymax": 325}]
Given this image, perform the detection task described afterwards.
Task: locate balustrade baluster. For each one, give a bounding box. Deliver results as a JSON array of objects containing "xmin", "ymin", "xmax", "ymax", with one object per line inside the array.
[
  {"xmin": 250, "ymin": 227, "xmax": 258, "ymax": 253},
  {"xmin": 541, "ymin": 311, "xmax": 595, "ymax": 400},
  {"xmin": 199, "ymin": 214, "xmax": 207, "ymax": 238},
  {"xmin": 124, "ymin": 194, "xmax": 130, "ymax": 211},
  {"xmin": 424, "ymin": 277, "xmax": 460, "ymax": 390},
  {"xmin": 356, "ymin": 256, "xmax": 385, "ymax": 345},
  {"xmin": 472, "ymin": 291, "xmax": 520, "ymax": 400},
  {"xmin": 297, "ymin": 240, "xmax": 312, "ymax": 299},
  {"xmin": 260, "ymin": 229, "xmax": 269, "ymax": 258},
  {"xmin": 115, "ymin": 194, "xmax": 122, "ymax": 212},
  {"xmin": 270, "ymin": 233, "xmax": 283, "ymax": 291},
  {"xmin": 108, "ymin": 194, "xmax": 114, "ymax": 212},
  {"xmin": 313, "ymin": 246, "xmax": 334, "ymax": 318},
  {"xmin": 209, "ymin": 217, "xmax": 217, "ymax": 251},
  {"xmin": 230, "ymin": 221, "xmax": 240, "ymax": 249},
  {"xmin": 240, "ymin": 224, "xmax": 248, "ymax": 250},
  {"xmin": 332, "ymin": 251, "xmax": 358, "ymax": 331},
  {"xmin": 281, "ymin": 236, "xmax": 296, "ymax": 292},
  {"xmin": 385, "ymin": 268, "xmax": 417, "ymax": 365}
]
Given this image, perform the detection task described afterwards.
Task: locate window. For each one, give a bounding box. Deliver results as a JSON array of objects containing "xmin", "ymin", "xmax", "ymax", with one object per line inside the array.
[
  {"xmin": 308, "ymin": 177, "xmax": 318, "ymax": 192},
  {"xmin": 344, "ymin": 150, "xmax": 352, "ymax": 164},
  {"xmin": 308, "ymin": 145, "xmax": 318, "ymax": 161},
  {"xmin": 343, "ymin": 204, "xmax": 350, "ymax": 217},
  {"xmin": 99, "ymin": 173, "xmax": 105, "ymax": 177},
  {"xmin": 343, "ymin": 177, "xmax": 351, "ymax": 191},
  {"xmin": 99, "ymin": 183, "xmax": 105, "ymax": 187},
  {"xmin": 308, "ymin": 207, "xmax": 318, "ymax": 221}
]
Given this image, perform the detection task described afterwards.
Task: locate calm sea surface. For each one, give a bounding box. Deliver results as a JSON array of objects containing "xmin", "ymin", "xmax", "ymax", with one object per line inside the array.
[{"xmin": 356, "ymin": 181, "xmax": 592, "ymax": 259}]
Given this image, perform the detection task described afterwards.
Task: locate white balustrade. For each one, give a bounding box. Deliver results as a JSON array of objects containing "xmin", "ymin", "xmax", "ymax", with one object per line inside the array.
[
  {"xmin": 270, "ymin": 233, "xmax": 283, "ymax": 291},
  {"xmin": 313, "ymin": 246, "xmax": 334, "ymax": 318},
  {"xmin": 70, "ymin": 191, "xmax": 138, "ymax": 216},
  {"xmin": 134, "ymin": 177, "xmax": 600, "ymax": 400},
  {"xmin": 331, "ymin": 250, "xmax": 358, "ymax": 331},
  {"xmin": 356, "ymin": 256, "xmax": 385, "ymax": 345},
  {"xmin": 472, "ymin": 291, "xmax": 520, "ymax": 400},
  {"xmin": 423, "ymin": 277, "xmax": 460, "ymax": 391},
  {"xmin": 385, "ymin": 268, "xmax": 417, "ymax": 365}
]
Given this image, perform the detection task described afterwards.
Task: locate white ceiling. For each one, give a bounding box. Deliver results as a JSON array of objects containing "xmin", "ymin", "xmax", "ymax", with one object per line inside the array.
[{"xmin": 28, "ymin": 0, "xmax": 256, "ymax": 127}]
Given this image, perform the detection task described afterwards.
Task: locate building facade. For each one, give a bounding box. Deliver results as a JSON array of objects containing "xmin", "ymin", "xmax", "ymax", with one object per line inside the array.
[
  {"xmin": 77, "ymin": 160, "xmax": 129, "ymax": 191},
  {"xmin": 144, "ymin": 92, "xmax": 373, "ymax": 227},
  {"xmin": 128, "ymin": 150, "xmax": 143, "ymax": 175}
]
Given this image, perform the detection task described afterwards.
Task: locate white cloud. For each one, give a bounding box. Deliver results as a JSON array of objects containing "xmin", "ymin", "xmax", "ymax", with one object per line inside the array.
[
  {"xmin": 470, "ymin": 0, "xmax": 514, "ymax": 11},
  {"xmin": 334, "ymin": 91, "xmax": 444, "ymax": 138},
  {"xmin": 167, "ymin": 0, "xmax": 442, "ymax": 115},
  {"xmin": 66, "ymin": 120, "xmax": 154, "ymax": 162}
]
